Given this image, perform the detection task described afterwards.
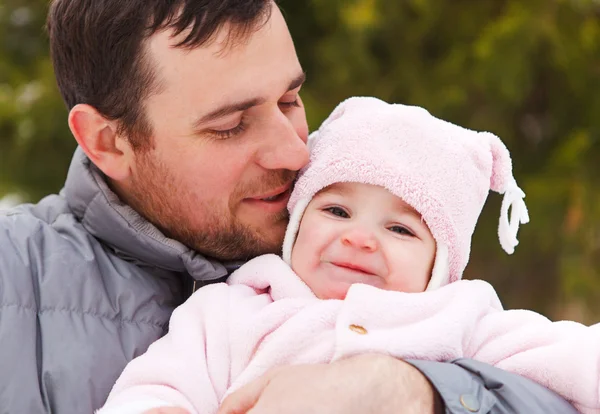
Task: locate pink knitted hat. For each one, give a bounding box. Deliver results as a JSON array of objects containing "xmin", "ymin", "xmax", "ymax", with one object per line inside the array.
[{"xmin": 282, "ymin": 97, "xmax": 529, "ymax": 290}]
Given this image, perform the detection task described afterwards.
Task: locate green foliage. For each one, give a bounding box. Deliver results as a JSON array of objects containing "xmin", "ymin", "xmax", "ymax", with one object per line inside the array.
[
  {"xmin": 0, "ymin": 0, "xmax": 74, "ymax": 199},
  {"xmin": 1, "ymin": 0, "xmax": 599, "ymax": 321}
]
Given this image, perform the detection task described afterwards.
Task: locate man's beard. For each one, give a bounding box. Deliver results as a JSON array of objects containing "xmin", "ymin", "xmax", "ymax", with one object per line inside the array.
[{"xmin": 125, "ymin": 154, "xmax": 295, "ymax": 261}]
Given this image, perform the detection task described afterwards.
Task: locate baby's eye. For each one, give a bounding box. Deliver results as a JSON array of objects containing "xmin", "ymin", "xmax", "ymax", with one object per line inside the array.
[
  {"xmin": 388, "ymin": 225, "xmax": 414, "ymax": 236},
  {"xmin": 324, "ymin": 206, "xmax": 350, "ymax": 218}
]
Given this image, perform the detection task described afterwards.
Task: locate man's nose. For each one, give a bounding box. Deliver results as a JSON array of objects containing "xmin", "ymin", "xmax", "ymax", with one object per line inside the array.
[
  {"xmin": 341, "ymin": 228, "xmax": 378, "ymax": 252},
  {"xmin": 256, "ymin": 111, "xmax": 309, "ymax": 171}
]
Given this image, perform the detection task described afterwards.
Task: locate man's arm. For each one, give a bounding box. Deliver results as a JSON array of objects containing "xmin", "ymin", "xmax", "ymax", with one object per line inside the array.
[
  {"xmin": 218, "ymin": 355, "xmax": 578, "ymax": 414},
  {"xmin": 408, "ymin": 358, "xmax": 578, "ymax": 414}
]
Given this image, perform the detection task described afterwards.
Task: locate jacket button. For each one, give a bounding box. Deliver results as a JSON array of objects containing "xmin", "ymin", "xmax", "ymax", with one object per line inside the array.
[
  {"xmin": 349, "ymin": 324, "xmax": 368, "ymax": 335},
  {"xmin": 459, "ymin": 394, "xmax": 480, "ymax": 412}
]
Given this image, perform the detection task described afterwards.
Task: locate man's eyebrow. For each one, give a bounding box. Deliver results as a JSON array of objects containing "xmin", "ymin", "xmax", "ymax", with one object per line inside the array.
[{"xmin": 287, "ymin": 71, "xmax": 306, "ymax": 91}]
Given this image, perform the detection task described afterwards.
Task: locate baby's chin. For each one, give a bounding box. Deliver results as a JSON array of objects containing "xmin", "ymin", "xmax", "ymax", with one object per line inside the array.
[{"xmin": 313, "ymin": 282, "xmax": 353, "ymax": 300}]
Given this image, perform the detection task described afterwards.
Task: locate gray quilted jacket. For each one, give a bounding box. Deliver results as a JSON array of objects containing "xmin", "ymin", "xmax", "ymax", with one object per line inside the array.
[{"xmin": 0, "ymin": 148, "xmax": 576, "ymax": 414}]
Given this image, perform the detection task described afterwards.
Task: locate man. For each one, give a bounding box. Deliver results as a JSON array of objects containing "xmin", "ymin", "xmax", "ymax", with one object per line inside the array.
[{"xmin": 0, "ymin": 1, "xmax": 577, "ymax": 413}]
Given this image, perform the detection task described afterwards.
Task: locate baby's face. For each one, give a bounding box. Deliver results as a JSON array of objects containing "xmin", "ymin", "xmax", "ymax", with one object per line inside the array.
[{"xmin": 291, "ymin": 182, "xmax": 436, "ymax": 300}]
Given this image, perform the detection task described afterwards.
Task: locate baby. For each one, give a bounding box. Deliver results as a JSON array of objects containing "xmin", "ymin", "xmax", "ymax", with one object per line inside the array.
[{"xmin": 99, "ymin": 97, "xmax": 598, "ymax": 414}]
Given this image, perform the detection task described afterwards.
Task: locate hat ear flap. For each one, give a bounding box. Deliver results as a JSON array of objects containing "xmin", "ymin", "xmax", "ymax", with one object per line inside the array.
[{"xmin": 426, "ymin": 244, "xmax": 450, "ymax": 290}]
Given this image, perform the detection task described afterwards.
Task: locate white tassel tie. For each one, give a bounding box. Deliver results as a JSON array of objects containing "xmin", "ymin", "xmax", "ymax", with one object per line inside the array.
[{"xmin": 498, "ymin": 182, "xmax": 530, "ymax": 254}]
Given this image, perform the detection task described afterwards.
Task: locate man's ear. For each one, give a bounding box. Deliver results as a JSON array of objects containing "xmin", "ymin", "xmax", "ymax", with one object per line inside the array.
[{"xmin": 68, "ymin": 104, "xmax": 134, "ymax": 181}]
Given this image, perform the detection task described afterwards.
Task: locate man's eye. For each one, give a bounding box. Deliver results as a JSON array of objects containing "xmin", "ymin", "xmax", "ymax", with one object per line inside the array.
[
  {"xmin": 324, "ymin": 206, "xmax": 350, "ymax": 218},
  {"xmin": 209, "ymin": 121, "xmax": 247, "ymax": 140},
  {"xmin": 388, "ymin": 225, "xmax": 414, "ymax": 236},
  {"xmin": 279, "ymin": 98, "xmax": 300, "ymax": 109}
]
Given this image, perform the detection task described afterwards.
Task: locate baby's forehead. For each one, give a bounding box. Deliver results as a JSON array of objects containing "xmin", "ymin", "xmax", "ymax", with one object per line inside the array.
[
  {"xmin": 314, "ymin": 182, "xmax": 352, "ymax": 197},
  {"xmin": 314, "ymin": 182, "xmax": 422, "ymax": 218}
]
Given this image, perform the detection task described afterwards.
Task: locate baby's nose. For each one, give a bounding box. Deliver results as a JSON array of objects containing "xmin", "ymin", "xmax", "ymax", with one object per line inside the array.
[{"xmin": 341, "ymin": 228, "xmax": 378, "ymax": 252}]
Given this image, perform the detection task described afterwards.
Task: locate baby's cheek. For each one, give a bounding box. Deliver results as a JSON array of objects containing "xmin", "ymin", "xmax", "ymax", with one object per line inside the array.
[
  {"xmin": 387, "ymin": 256, "xmax": 431, "ymax": 293},
  {"xmin": 296, "ymin": 219, "xmax": 324, "ymax": 249}
]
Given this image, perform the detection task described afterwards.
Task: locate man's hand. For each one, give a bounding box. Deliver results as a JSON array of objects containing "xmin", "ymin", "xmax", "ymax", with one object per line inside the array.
[{"xmin": 217, "ymin": 354, "xmax": 442, "ymax": 414}]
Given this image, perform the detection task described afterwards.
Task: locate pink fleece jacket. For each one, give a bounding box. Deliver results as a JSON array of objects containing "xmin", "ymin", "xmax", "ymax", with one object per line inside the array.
[{"xmin": 99, "ymin": 255, "xmax": 600, "ymax": 414}]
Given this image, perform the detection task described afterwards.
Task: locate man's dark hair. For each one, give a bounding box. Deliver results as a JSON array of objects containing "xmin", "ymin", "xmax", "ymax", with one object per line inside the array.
[{"xmin": 47, "ymin": 0, "xmax": 272, "ymax": 150}]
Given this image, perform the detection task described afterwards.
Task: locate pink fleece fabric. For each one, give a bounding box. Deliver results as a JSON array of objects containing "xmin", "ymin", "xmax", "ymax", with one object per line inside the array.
[
  {"xmin": 286, "ymin": 97, "xmax": 525, "ymax": 284},
  {"xmin": 99, "ymin": 255, "xmax": 600, "ymax": 414}
]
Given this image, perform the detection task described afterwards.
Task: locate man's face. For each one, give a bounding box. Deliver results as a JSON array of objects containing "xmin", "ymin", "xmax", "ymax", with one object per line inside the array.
[{"xmin": 125, "ymin": 4, "xmax": 309, "ymax": 260}]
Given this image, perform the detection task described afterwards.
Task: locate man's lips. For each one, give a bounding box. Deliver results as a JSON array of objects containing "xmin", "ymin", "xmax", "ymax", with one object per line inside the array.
[
  {"xmin": 241, "ymin": 182, "xmax": 293, "ymax": 214},
  {"xmin": 247, "ymin": 182, "xmax": 293, "ymax": 202}
]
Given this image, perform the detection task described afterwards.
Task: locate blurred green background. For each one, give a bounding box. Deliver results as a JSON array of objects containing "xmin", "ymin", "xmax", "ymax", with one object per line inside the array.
[{"xmin": 1, "ymin": 0, "xmax": 599, "ymax": 322}]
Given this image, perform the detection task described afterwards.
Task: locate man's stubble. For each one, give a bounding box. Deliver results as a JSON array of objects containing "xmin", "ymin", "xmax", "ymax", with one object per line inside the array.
[{"xmin": 126, "ymin": 151, "xmax": 295, "ymax": 261}]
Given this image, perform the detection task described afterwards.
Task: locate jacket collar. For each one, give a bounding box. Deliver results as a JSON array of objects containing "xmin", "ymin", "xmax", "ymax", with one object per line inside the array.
[{"xmin": 63, "ymin": 147, "xmax": 228, "ymax": 282}]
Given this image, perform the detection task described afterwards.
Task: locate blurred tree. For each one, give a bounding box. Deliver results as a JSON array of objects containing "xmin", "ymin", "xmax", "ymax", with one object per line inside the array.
[
  {"xmin": 0, "ymin": 0, "xmax": 74, "ymax": 200},
  {"xmin": 0, "ymin": 0, "xmax": 598, "ymax": 321}
]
